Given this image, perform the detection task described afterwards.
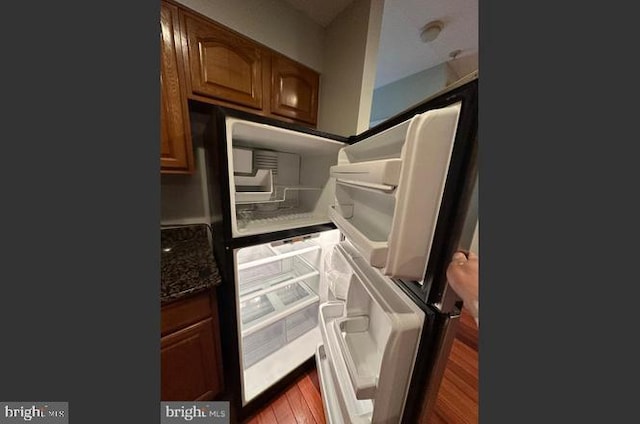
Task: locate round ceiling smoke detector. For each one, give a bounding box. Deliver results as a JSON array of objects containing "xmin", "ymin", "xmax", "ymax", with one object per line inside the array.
[{"xmin": 420, "ymin": 20, "xmax": 444, "ymax": 43}]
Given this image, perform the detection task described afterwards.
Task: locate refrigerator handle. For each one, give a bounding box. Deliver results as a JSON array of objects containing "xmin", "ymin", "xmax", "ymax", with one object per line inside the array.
[
  {"xmin": 434, "ymin": 176, "xmax": 478, "ymax": 314},
  {"xmin": 435, "ymin": 283, "xmax": 462, "ymax": 314}
]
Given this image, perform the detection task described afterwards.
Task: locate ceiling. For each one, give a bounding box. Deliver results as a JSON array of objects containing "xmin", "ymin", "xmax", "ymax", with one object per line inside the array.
[
  {"xmin": 280, "ymin": 0, "xmax": 478, "ymax": 89},
  {"xmin": 280, "ymin": 0, "xmax": 355, "ymax": 27}
]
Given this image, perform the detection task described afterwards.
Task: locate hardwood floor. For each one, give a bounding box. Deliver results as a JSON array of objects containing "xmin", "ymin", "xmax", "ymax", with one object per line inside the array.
[
  {"xmin": 431, "ymin": 307, "xmax": 479, "ymax": 423},
  {"xmin": 244, "ymin": 369, "xmax": 325, "ymax": 424},
  {"xmin": 244, "ymin": 308, "xmax": 478, "ymax": 424}
]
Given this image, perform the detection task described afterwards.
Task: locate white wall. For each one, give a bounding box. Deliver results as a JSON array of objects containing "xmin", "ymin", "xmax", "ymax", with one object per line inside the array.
[
  {"xmin": 317, "ymin": 0, "xmax": 384, "ymax": 136},
  {"xmin": 174, "ymin": 0, "xmax": 325, "ymax": 71}
]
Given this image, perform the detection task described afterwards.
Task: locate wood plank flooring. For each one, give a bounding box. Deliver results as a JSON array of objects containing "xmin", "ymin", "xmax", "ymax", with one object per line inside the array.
[
  {"xmin": 244, "ymin": 369, "xmax": 325, "ymax": 424},
  {"xmin": 431, "ymin": 307, "xmax": 479, "ymax": 423},
  {"xmin": 244, "ymin": 308, "xmax": 478, "ymax": 423}
]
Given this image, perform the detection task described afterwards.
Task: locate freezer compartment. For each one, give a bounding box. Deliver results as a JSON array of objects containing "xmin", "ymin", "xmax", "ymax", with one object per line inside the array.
[
  {"xmin": 329, "ymin": 103, "xmax": 462, "ymax": 281},
  {"xmin": 318, "ymin": 242, "xmax": 424, "ymax": 422},
  {"xmin": 225, "ymin": 118, "xmax": 345, "ymax": 238}
]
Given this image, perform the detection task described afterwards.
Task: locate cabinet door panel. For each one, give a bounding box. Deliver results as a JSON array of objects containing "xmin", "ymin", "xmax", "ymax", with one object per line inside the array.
[
  {"xmin": 161, "ymin": 1, "xmax": 194, "ymax": 173},
  {"xmin": 271, "ymin": 54, "xmax": 319, "ymax": 125},
  {"xmin": 161, "ymin": 318, "xmax": 222, "ymax": 401},
  {"xmin": 183, "ymin": 13, "xmax": 263, "ymax": 109}
]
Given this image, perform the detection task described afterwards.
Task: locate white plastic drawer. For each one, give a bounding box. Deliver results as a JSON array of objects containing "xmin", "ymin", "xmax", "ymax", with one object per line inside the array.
[
  {"xmin": 286, "ymin": 301, "xmax": 319, "ymax": 342},
  {"xmin": 242, "ymin": 320, "xmax": 286, "ymax": 369},
  {"xmin": 239, "ymin": 294, "xmax": 275, "ymax": 326}
]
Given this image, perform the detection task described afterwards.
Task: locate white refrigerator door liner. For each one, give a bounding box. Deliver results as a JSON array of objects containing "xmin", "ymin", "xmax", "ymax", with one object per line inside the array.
[
  {"xmin": 329, "ymin": 102, "xmax": 462, "ymax": 281},
  {"xmin": 316, "ymin": 242, "xmax": 424, "ymax": 423}
]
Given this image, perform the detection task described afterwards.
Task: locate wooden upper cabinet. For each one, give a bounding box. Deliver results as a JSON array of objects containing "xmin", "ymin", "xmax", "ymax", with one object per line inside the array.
[
  {"xmin": 181, "ymin": 12, "xmax": 264, "ymax": 110},
  {"xmin": 161, "ymin": 1, "xmax": 194, "ymax": 173},
  {"xmin": 270, "ymin": 54, "xmax": 319, "ymax": 126}
]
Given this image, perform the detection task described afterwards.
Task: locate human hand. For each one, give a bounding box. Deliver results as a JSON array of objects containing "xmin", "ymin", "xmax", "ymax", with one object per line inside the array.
[{"xmin": 446, "ymin": 250, "xmax": 479, "ymax": 324}]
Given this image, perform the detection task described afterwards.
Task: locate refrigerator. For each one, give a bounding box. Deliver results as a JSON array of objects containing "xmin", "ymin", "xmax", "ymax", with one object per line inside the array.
[{"xmin": 203, "ymin": 74, "xmax": 478, "ymax": 423}]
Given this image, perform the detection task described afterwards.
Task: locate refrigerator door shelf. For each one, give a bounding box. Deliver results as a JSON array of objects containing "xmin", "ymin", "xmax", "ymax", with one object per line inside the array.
[
  {"xmin": 329, "ymin": 205, "xmax": 388, "ymax": 269},
  {"xmin": 320, "ymin": 302, "xmax": 378, "ymax": 401},
  {"xmin": 330, "ymin": 158, "xmax": 402, "ymax": 192},
  {"xmin": 316, "ymin": 343, "xmax": 372, "ymax": 424}
]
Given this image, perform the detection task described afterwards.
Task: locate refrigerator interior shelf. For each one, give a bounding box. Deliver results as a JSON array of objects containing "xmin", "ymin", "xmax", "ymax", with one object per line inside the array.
[
  {"xmin": 235, "ymin": 185, "xmax": 323, "ymax": 205},
  {"xmin": 238, "ymin": 255, "xmax": 319, "ymax": 299},
  {"xmin": 330, "ymin": 158, "xmax": 402, "ymax": 192},
  {"xmin": 236, "ymin": 243, "xmax": 279, "ymax": 265},
  {"xmin": 240, "ymin": 280, "xmax": 319, "ymax": 336},
  {"xmin": 234, "ymin": 169, "xmax": 274, "ymax": 202},
  {"xmin": 237, "ymin": 243, "xmax": 321, "ymax": 271}
]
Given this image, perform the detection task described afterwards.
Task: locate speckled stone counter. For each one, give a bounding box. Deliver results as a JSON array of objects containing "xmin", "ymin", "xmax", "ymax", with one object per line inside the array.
[{"xmin": 161, "ymin": 224, "xmax": 222, "ymax": 304}]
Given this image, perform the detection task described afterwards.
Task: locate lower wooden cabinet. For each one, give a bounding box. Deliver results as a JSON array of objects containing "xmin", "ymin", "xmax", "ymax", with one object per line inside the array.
[{"xmin": 161, "ymin": 290, "xmax": 223, "ymax": 401}]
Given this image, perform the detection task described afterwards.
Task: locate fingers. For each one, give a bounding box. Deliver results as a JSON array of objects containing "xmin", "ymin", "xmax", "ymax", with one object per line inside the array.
[
  {"xmin": 450, "ymin": 250, "xmax": 478, "ymax": 267},
  {"xmin": 452, "ymin": 251, "xmax": 467, "ymax": 261}
]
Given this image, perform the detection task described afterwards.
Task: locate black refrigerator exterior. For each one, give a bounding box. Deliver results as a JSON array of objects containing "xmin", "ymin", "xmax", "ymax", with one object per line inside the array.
[{"xmin": 201, "ymin": 75, "xmax": 478, "ymax": 422}]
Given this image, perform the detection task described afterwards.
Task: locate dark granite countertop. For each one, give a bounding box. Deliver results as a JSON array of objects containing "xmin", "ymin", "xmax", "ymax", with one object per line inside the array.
[{"xmin": 161, "ymin": 224, "xmax": 222, "ymax": 305}]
